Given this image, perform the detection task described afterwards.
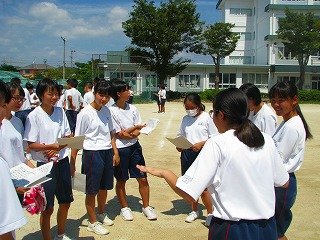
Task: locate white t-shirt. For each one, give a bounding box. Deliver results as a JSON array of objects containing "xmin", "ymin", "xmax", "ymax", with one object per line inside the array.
[
  {"xmin": 249, "ymin": 103, "xmax": 277, "ymax": 136},
  {"xmin": 55, "ymin": 94, "xmax": 65, "ymax": 108},
  {"xmin": 24, "ymin": 106, "xmax": 71, "ymax": 163},
  {"xmin": 64, "ymin": 88, "xmax": 83, "ymax": 111},
  {"xmin": 0, "ymin": 119, "xmax": 26, "ymax": 168},
  {"xmin": 158, "ymin": 89, "xmax": 166, "ymax": 100},
  {"xmin": 0, "ymin": 157, "xmax": 27, "ymax": 235},
  {"xmin": 106, "ymin": 97, "xmax": 115, "ymax": 108},
  {"xmin": 82, "ymin": 91, "xmax": 94, "ymax": 107},
  {"xmin": 177, "ymin": 112, "xmax": 218, "ymax": 144},
  {"xmin": 20, "ymin": 88, "xmax": 31, "ymax": 110},
  {"xmin": 75, "ymin": 105, "xmax": 114, "ymax": 150},
  {"xmin": 109, "ymin": 103, "xmax": 141, "ymax": 148},
  {"xmin": 272, "ymin": 115, "xmax": 306, "ymax": 173},
  {"xmin": 29, "ymin": 92, "xmax": 40, "ymax": 108},
  {"xmin": 176, "ymin": 130, "xmax": 289, "ymax": 221}
]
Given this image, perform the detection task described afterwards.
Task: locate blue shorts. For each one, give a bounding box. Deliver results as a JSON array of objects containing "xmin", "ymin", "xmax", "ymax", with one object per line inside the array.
[
  {"xmin": 65, "ymin": 110, "xmax": 78, "ymax": 134},
  {"xmin": 181, "ymin": 149, "xmax": 199, "ymax": 175},
  {"xmin": 114, "ymin": 141, "xmax": 147, "ymax": 181},
  {"xmin": 275, "ymin": 173, "xmax": 297, "ymax": 237},
  {"xmin": 38, "ymin": 157, "xmax": 74, "ymax": 209},
  {"xmin": 82, "ymin": 149, "xmax": 114, "ymax": 195},
  {"xmin": 208, "ymin": 217, "xmax": 277, "ymax": 240}
]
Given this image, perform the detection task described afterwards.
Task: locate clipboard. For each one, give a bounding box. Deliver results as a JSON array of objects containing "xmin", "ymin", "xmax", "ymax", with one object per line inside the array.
[
  {"xmin": 166, "ymin": 136, "xmax": 193, "ymax": 149},
  {"xmin": 57, "ymin": 136, "xmax": 85, "ymax": 149}
]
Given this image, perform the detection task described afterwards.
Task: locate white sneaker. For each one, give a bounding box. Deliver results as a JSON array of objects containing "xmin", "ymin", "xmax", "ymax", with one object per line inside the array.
[
  {"xmin": 54, "ymin": 234, "xmax": 74, "ymax": 240},
  {"xmin": 142, "ymin": 206, "xmax": 157, "ymax": 220},
  {"xmin": 205, "ymin": 214, "xmax": 213, "ymax": 227},
  {"xmin": 185, "ymin": 211, "xmax": 199, "ymax": 223},
  {"xmin": 87, "ymin": 221, "xmax": 109, "ymax": 235},
  {"xmin": 120, "ymin": 207, "xmax": 134, "ymax": 221},
  {"xmin": 97, "ymin": 212, "xmax": 114, "ymax": 226}
]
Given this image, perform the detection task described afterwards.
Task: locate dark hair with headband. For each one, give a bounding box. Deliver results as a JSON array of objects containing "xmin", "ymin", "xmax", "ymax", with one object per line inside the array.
[{"xmin": 214, "ymin": 88, "xmax": 264, "ymax": 148}]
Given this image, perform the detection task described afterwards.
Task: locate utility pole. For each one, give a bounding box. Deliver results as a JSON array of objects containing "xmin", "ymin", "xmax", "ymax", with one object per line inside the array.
[
  {"xmin": 61, "ymin": 36, "xmax": 66, "ymax": 79},
  {"xmin": 70, "ymin": 50, "xmax": 75, "ymax": 68},
  {"xmin": 43, "ymin": 59, "xmax": 47, "ymax": 70}
]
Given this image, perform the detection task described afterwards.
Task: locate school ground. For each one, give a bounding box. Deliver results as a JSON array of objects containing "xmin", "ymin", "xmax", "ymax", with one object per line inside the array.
[{"xmin": 17, "ymin": 102, "xmax": 320, "ymax": 240}]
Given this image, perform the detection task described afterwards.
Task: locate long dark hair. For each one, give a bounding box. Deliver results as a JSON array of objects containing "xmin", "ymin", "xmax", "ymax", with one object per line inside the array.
[
  {"xmin": 214, "ymin": 88, "xmax": 265, "ymax": 148},
  {"xmin": 269, "ymin": 81, "xmax": 312, "ymax": 140},
  {"xmin": 184, "ymin": 93, "xmax": 205, "ymax": 111}
]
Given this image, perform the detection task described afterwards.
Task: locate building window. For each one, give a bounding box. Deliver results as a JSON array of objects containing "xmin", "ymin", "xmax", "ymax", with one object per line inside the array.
[
  {"xmin": 277, "ymin": 47, "xmax": 296, "ymax": 60},
  {"xmin": 236, "ymin": 32, "xmax": 252, "ymax": 41},
  {"xmin": 277, "ymin": 76, "xmax": 299, "ymax": 85},
  {"xmin": 242, "ymin": 73, "xmax": 269, "ymax": 89},
  {"xmin": 229, "ymin": 56, "xmax": 252, "ymax": 64},
  {"xmin": 110, "ymin": 71, "xmax": 137, "ymax": 86},
  {"xmin": 230, "ymin": 8, "xmax": 252, "ymax": 16},
  {"xmin": 209, "ymin": 73, "xmax": 236, "ymax": 89},
  {"xmin": 178, "ymin": 74, "xmax": 200, "ymax": 88}
]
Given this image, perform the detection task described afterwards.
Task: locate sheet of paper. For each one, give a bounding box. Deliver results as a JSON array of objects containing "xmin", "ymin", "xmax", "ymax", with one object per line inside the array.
[
  {"xmin": 72, "ymin": 172, "xmax": 86, "ymax": 193},
  {"xmin": 166, "ymin": 136, "xmax": 193, "ymax": 149},
  {"xmin": 10, "ymin": 162, "xmax": 53, "ymax": 187},
  {"xmin": 140, "ymin": 118, "xmax": 160, "ymax": 135},
  {"xmin": 57, "ymin": 136, "xmax": 85, "ymax": 149}
]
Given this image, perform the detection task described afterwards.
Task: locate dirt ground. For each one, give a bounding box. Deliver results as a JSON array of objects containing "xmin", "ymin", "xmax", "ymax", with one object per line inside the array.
[{"xmin": 16, "ymin": 102, "xmax": 320, "ymax": 240}]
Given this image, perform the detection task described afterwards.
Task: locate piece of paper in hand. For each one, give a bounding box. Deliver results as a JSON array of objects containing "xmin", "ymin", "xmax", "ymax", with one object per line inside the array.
[
  {"xmin": 10, "ymin": 162, "xmax": 53, "ymax": 187},
  {"xmin": 166, "ymin": 136, "xmax": 193, "ymax": 149},
  {"xmin": 140, "ymin": 118, "xmax": 160, "ymax": 135},
  {"xmin": 57, "ymin": 136, "xmax": 85, "ymax": 149}
]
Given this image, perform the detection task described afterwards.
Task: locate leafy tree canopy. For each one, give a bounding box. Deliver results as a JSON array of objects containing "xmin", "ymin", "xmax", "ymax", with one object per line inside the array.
[
  {"xmin": 277, "ymin": 9, "xmax": 320, "ymax": 89},
  {"xmin": 123, "ymin": 0, "xmax": 203, "ymax": 84},
  {"xmin": 0, "ymin": 64, "xmax": 19, "ymax": 72}
]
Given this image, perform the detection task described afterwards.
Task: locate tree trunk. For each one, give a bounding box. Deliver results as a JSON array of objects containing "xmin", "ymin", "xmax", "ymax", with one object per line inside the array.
[
  {"xmin": 214, "ymin": 58, "xmax": 220, "ymax": 90},
  {"xmin": 298, "ymin": 55, "xmax": 307, "ymax": 90}
]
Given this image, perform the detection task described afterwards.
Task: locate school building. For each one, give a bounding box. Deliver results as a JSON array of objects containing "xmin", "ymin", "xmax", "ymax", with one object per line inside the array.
[{"xmin": 99, "ymin": 0, "xmax": 320, "ymax": 95}]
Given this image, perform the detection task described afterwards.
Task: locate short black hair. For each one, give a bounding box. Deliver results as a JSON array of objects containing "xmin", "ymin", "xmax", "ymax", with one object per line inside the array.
[
  {"xmin": 10, "ymin": 77, "xmax": 21, "ymax": 85},
  {"xmin": 85, "ymin": 82, "xmax": 93, "ymax": 89},
  {"xmin": 0, "ymin": 80, "xmax": 12, "ymax": 103},
  {"xmin": 26, "ymin": 82, "xmax": 34, "ymax": 90},
  {"xmin": 110, "ymin": 79, "xmax": 128, "ymax": 101},
  {"xmin": 67, "ymin": 78, "xmax": 78, "ymax": 88},
  {"xmin": 6, "ymin": 82, "xmax": 25, "ymax": 97},
  {"xmin": 36, "ymin": 78, "xmax": 59, "ymax": 102},
  {"xmin": 239, "ymin": 83, "xmax": 261, "ymax": 106},
  {"xmin": 94, "ymin": 80, "xmax": 111, "ymax": 96}
]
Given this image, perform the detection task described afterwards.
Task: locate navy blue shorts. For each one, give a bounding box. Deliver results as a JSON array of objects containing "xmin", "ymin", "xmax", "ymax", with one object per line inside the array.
[
  {"xmin": 82, "ymin": 149, "xmax": 114, "ymax": 195},
  {"xmin": 114, "ymin": 141, "xmax": 147, "ymax": 181},
  {"xmin": 208, "ymin": 217, "xmax": 277, "ymax": 240},
  {"xmin": 275, "ymin": 173, "xmax": 297, "ymax": 237},
  {"xmin": 65, "ymin": 110, "xmax": 78, "ymax": 134},
  {"xmin": 181, "ymin": 149, "xmax": 199, "ymax": 175},
  {"xmin": 38, "ymin": 157, "xmax": 74, "ymax": 209}
]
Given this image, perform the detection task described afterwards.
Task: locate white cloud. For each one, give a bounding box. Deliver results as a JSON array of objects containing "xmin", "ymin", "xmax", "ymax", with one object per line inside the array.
[{"xmin": 106, "ymin": 6, "xmax": 129, "ymax": 31}]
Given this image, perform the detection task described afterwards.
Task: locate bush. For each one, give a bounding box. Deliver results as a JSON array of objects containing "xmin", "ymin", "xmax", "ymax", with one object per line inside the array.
[
  {"xmin": 298, "ymin": 90, "xmax": 320, "ymax": 103},
  {"xmin": 199, "ymin": 89, "xmax": 221, "ymax": 102}
]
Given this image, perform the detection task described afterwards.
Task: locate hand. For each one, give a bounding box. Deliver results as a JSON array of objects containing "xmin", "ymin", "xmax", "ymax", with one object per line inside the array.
[
  {"xmin": 16, "ymin": 187, "xmax": 30, "ymax": 194},
  {"xmin": 136, "ymin": 165, "xmax": 164, "ymax": 178},
  {"xmin": 113, "ymin": 154, "xmax": 120, "ymax": 166},
  {"xmin": 134, "ymin": 124, "xmax": 146, "ymax": 130},
  {"xmin": 44, "ymin": 149, "xmax": 59, "ymax": 160},
  {"xmin": 191, "ymin": 142, "xmax": 203, "ymax": 152}
]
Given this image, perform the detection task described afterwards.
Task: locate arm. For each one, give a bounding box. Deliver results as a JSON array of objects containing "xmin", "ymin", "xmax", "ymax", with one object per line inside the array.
[
  {"xmin": 70, "ymin": 149, "xmax": 78, "ymax": 177},
  {"xmin": 191, "ymin": 140, "xmax": 206, "ymax": 152},
  {"xmin": 67, "ymin": 95, "xmax": 75, "ymax": 110},
  {"xmin": 111, "ymin": 132, "xmax": 120, "ymax": 166},
  {"xmin": 28, "ymin": 142, "xmax": 67, "ymax": 160},
  {"xmin": 136, "ymin": 165, "xmax": 196, "ymax": 204}
]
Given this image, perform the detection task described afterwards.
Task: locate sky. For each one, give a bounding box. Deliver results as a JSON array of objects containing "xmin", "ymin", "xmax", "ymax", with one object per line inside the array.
[{"xmin": 0, "ymin": 0, "xmax": 221, "ymax": 67}]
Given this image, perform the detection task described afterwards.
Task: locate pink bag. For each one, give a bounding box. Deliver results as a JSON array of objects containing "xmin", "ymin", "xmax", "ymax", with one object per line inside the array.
[{"xmin": 22, "ymin": 185, "xmax": 47, "ymax": 215}]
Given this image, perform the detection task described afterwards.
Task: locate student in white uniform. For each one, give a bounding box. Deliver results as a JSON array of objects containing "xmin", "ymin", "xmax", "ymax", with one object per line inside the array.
[
  {"xmin": 82, "ymin": 82, "xmax": 94, "ymax": 107},
  {"xmin": 240, "ymin": 83, "xmax": 277, "ymax": 136},
  {"xmin": 71, "ymin": 80, "xmax": 119, "ymax": 235},
  {"xmin": 137, "ymin": 88, "xmax": 289, "ymax": 240},
  {"xmin": 0, "ymin": 80, "xmax": 27, "ymax": 240},
  {"xmin": 176, "ymin": 93, "xmax": 218, "ymax": 224},
  {"xmin": 55, "ymin": 84, "xmax": 65, "ymax": 108},
  {"xmin": 269, "ymin": 81, "xmax": 312, "ymax": 240},
  {"xmin": 24, "ymin": 78, "xmax": 73, "ymax": 240},
  {"xmin": 109, "ymin": 79, "xmax": 157, "ymax": 221}
]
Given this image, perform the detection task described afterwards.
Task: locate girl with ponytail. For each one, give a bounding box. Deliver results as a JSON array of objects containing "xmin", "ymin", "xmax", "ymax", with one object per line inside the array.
[
  {"xmin": 269, "ymin": 81, "xmax": 312, "ymax": 240},
  {"xmin": 137, "ymin": 88, "xmax": 289, "ymax": 240}
]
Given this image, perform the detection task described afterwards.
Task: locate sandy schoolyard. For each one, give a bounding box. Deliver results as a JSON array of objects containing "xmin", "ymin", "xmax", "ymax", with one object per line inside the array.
[{"xmin": 17, "ymin": 102, "xmax": 320, "ymax": 240}]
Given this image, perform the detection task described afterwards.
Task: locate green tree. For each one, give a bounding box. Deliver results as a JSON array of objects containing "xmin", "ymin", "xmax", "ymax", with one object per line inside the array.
[
  {"xmin": 123, "ymin": 0, "xmax": 202, "ymax": 85},
  {"xmin": 277, "ymin": 9, "xmax": 320, "ymax": 89},
  {"xmin": 0, "ymin": 64, "xmax": 19, "ymax": 72},
  {"xmin": 193, "ymin": 23, "xmax": 239, "ymax": 89}
]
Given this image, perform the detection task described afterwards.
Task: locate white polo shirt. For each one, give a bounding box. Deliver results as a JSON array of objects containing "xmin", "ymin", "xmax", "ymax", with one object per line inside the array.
[
  {"xmin": 0, "ymin": 157, "xmax": 27, "ymax": 235},
  {"xmin": 109, "ymin": 103, "xmax": 141, "ymax": 148},
  {"xmin": 82, "ymin": 91, "xmax": 94, "ymax": 107},
  {"xmin": 64, "ymin": 88, "xmax": 83, "ymax": 111},
  {"xmin": 177, "ymin": 112, "xmax": 218, "ymax": 144},
  {"xmin": 75, "ymin": 105, "xmax": 114, "ymax": 150},
  {"xmin": 0, "ymin": 119, "xmax": 26, "ymax": 168},
  {"xmin": 176, "ymin": 130, "xmax": 289, "ymax": 221},
  {"xmin": 249, "ymin": 103, "xmax": 277, "ymax": 136},
  {"xmin": 24, "ymin": 106, "xmax": 71, "ymax": 163},
  {"xmin": 272, "ymin": 115, "xmax": 306, "ymax": 173},
  {"xmin": 19, "ymin": 88, "xmax": 31, "ymax": 110}
]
